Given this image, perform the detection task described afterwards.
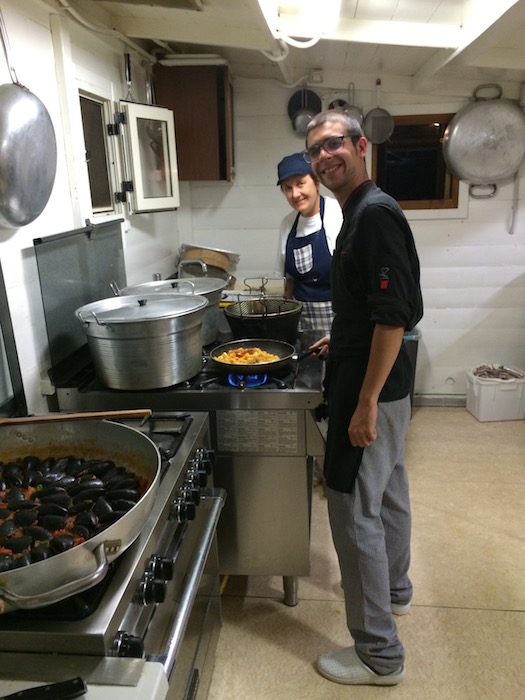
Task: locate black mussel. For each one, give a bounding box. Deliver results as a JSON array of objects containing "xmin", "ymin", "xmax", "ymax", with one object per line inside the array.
[
  {"xmin": 40, "ymin": 457, "xmax": 56, "ymax": 471},
  {"xmin": 73, "ymin": 510, "xmax": 99, "ymax": 530},
  {"xmin": 10, "ymin": 500, "xmax": 39, "ymax": 511},
  {"xmin": 104, "ymin": 474, "xmax": 140, "ymax": 491},
  {"xmin": 5, "ymin": 486, "xmax": 27, "ymax": 505},
  {"xmin": 69, "ymin": 477, "xmax": 105, "ymax": 496},
  {"xmin": 23, "ymin": 470, "xmax": 46, "ymax": 488},
  {"xmin": 13, "ymin": 550, "xmax": 33, "ymax": 569},
  {"xmin": 93, "ymin": 496, "xmax": 113, "ymax": 520},
  {"xmin": 100, "ymin": 466, "xmax": 126, "ymax": 483},
  {"xmin": 0, "ymin": 519, "xmax": 18, "ymax": 538},
  {"xmin": 63, "ymin": 459, "xmax": 88, "ymax": 477},
  {"xmin": 14, "ymin": 508, "xmax": 39, "ymax": 527},
  {"xmin": 72, "ymin": 487, "xmax": 106, "ymax": 504},
  {"xmin": 49, "ymin": 533, "xmax": 75, "ymax": 553},
  {"xmin": 38, "ymin": 514, "xmax": 68, "ymax": 532},
  {"xmin": 22, "ymin": 455, "xmax": 42, "ymax": 471},
  {"xmin": 95, "ymin": 511, "xmax": 121, "ymax": 527},
  {"xmin": 0, "ymin": 506, "xmax": 12, "ymax": 519},
  {"xmin": 87, "ymin": 460, "xmax": 116, "ymax": 477},
  {"xmin": 1, "ymin": 462, "xmax": 24, "ymax": 488},
  {"xmin": 37, "ymin": 502, "xmax": 68, "ymax": 517},
  {"xmin": 55, "ymin": 474, "xmax": 77, "ymax": 490},
  {"xmin": 37, "ymin": 471, "xmax": 67, "ymax": 487},
  {"xmin": 30, "ymin": 543, "xmax": 53, "ymax": 563},
  {"xmin": 0, "ymin": 553, "xmax": 15, "ymax": 572},
  {"xmin": 68, "ymin": 500, "xmax": 94, "ymax": 515},
  {"xmin": 70, "ymin": 524, "xmax": 90, "ymax": 540},
  {"xmin": 23, "ymin": 525, "xmax": 52, "ymax": 542},
  {"xmin": 105, "ymin": 489, "xmax": 140, "ymax": 503},
  {"xmin": 34, "ymin": 485, "xmax": 67, "ymax": 499},
  {"xmin": 109, "ymin": 499, "xmax": 136, "ymax": 513},
  {"xmin": 3, "ymin": 535, "xmax": 33, "ymax": 553},
  {"xmin": 35, "ymin": 490, "xmax": 72, "ymax": 508}
]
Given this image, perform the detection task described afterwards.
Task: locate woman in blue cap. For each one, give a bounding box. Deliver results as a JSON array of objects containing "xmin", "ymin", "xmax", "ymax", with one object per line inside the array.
[{"xmin": 275, "ymin": 152, "xmax": 343, "ymax": 332}]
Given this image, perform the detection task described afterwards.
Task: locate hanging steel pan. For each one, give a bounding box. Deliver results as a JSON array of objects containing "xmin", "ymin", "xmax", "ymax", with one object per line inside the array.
[
  {"xmin": 442, "ymin": 84, "xmax": 525, "ymax": 187},
  {"xmin": 0, "ymin": 9, "xmax": 57, "ymax": 228}
]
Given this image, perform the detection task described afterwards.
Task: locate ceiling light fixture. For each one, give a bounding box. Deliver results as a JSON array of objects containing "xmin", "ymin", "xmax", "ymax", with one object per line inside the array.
[{"xmin": 257, "ymin": 0, "xmax": 341, "ymax": 49}]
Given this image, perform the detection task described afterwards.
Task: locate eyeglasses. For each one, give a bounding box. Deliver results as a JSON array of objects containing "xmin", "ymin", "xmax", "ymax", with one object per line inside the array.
[{"xmin": 302, "ymin": 134, "xmax": 354, "ymax": 163}]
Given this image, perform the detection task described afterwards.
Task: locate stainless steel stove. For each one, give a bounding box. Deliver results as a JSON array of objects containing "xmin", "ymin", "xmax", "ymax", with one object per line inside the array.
[
  {"xmin": 33, "ymin": 222, "xmax": 326, "ymax": 610},
  {"xmin": 0, "ymin": 411, "xmax": 225, "ymax": 700}
]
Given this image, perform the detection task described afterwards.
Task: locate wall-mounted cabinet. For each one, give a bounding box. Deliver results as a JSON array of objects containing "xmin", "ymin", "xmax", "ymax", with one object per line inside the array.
[{"xmin": 152, "ymin": 64, "xmax": 234, "ymax": 182}]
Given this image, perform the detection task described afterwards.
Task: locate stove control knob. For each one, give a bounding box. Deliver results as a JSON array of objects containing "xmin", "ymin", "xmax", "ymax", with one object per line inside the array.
[
  {"xmin": 137, "ymin": 571, "xmax": 167, "ymax": 605},
  {"xmin": 181, "ymin": 482, "xmax": 201, "ymax": 506},
  {"xmin": 170, "ymin": 494, "xmax": 196, "ymax": 522},
  {"xmin": 194, "ymin": 448, "xmax": 215, "ymax": 474},
  {"xmin": 147, "ymin": 554, "xmax": 174, "ymax": 581},
  {"xmin": 187, "ymin": 463, "xmax": 207, "ymax": 488},
  {"xmin": 112, "ymin": 631, "xmax": 144, "ymax": 658}
]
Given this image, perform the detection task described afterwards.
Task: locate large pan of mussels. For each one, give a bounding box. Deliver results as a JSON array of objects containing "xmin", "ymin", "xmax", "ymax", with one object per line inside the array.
[{"xmin": 0, "ymin": 418, "xmax": 161, "ymax": 614}]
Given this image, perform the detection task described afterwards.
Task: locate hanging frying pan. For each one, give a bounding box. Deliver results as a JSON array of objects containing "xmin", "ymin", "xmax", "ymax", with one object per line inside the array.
[
  {"xmin": 442, "ymin": 84, "xmax": 525, "ymax": 188},
  {"xmin": 329, "ymin": 83, "xmax": 363, "ymax": 125},
  {"xmin": 288, "ymin": 86, "xmax": 322, "ymax": 135},
  {"xmin": 0, "ymin": 9, "xmax": 57, "ymax": 228},
  {"xmin": 363, "ymin": 78, "xmax": 394, "ymax": 144}
]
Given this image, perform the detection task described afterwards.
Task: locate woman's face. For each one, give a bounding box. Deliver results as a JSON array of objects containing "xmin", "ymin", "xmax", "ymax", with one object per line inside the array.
[{"xmin": 280, "ymin": 173, "xmax": 320, "ymax": 218}]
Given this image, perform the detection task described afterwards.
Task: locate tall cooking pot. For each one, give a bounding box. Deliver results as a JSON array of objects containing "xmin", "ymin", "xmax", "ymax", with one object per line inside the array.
[
  {"xmin": 76, "ymin": 293, "xmax": 208, "ymax": 390},
  {"xmin": 119, "ymin": 277, "xmax": 227, "ymax": 346},
  {"xmin": 0, "ymin": 418, "xmax": 160, "ymax": 613},
  {"xmin": 224, "ymin": 297, "xmax": 302, "ymax": 344}
]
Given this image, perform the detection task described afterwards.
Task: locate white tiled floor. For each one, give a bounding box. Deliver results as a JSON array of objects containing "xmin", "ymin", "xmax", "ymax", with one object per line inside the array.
[{"xmin": 208, "ymin": 407, "xmax": 525, "ymax": 699}]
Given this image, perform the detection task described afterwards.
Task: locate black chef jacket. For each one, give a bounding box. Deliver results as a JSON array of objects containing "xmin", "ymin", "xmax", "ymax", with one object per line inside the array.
[{"xmin": 323, "ymin": 181, "xmax": 423, "ymax": 493}]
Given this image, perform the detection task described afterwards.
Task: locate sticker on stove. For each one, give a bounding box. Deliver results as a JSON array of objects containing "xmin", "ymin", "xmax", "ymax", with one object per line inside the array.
[{"xmin": 215, "ymin": 410, "xmax": 300, "ymax": 454}]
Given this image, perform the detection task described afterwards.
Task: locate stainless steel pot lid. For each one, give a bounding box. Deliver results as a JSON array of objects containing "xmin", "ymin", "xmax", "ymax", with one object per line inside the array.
[
  {"xmin": 122, "ymin": 277, "xmax": 227, "ymax": 296},
  {"xmin": 76, "ymin": 293, "xmax": 208, "ymax": 324}
]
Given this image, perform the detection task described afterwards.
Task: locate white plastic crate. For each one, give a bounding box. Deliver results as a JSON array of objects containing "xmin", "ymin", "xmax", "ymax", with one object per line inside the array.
[{"xmin": 465, "ymin": 364, "xmax": 525, "ymax": 422}]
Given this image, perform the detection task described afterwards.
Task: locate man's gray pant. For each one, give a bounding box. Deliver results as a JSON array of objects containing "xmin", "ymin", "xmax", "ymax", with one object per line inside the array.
[{"xmin": 326, "ymin": 395, "xmax": 412, "ymax": 675}]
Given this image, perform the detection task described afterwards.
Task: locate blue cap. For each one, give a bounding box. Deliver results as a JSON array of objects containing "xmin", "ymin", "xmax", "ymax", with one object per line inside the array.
[{"xmin": 277, "ymin": 153, "xmax": 314, "ymax": 185}]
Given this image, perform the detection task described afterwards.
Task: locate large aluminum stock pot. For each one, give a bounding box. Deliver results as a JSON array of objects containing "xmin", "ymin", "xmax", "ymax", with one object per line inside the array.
[
  {"xmin": 0, "ymin": 418, "xmax": 161, "ymax": 614},
  {"xmin": 76, "ymin": 293, "xmax": 208, "ymax": 389},
  {"xmin": 119, "ymin": 277, "xmax": 227, "ymax": 345}
]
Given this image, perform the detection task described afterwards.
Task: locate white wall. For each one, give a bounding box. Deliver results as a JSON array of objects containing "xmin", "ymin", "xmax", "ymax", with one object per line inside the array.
[{"xmin": 1, "ymin": 0, "xmax": 524, "ymax": 411}]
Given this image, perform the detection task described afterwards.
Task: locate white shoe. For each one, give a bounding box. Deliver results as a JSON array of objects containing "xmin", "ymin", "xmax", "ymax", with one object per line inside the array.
[
  {"xmin": 391, "ymin": 601, "xmax": 411, "ymax": 616},
  {"xmin": 316, "ymin": 646, "xmax": 405, "ymax": 686}
]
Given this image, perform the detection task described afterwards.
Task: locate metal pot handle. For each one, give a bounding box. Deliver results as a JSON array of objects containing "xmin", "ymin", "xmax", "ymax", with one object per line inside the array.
[
  {"xmin": 473, "ymin": 83, "xmax": 502, "ymax": 101},
  {"xmin": 0, "ymin": 543, "xmax": 111, "ymax": 614},
  {"xmin": 77, "ymin": 310, "xmax": 109, "ymax": 327},
  {"xmin": 469, "ymin": 183, "xmax": 497, "ymax": 198}
]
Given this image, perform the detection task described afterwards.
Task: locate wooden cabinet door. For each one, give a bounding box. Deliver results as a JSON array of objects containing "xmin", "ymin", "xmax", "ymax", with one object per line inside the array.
[{"xmin": 153, "ymin": 64, "xmax": 234, "ymax": 181}]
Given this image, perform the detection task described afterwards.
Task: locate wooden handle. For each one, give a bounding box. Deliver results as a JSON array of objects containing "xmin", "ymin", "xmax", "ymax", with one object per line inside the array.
[{"xmin": 0, "ymin": 409, "xmax": 152, "ymax": 426}]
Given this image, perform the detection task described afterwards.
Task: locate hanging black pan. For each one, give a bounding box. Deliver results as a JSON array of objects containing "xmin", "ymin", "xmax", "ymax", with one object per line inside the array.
[
  {"xmin": 0, "ymin": 9, "xmax": 57, "ymax": 228},
  {"xmin": 209, "ymin": 338, "xmax": 315, "ymax": 375}
]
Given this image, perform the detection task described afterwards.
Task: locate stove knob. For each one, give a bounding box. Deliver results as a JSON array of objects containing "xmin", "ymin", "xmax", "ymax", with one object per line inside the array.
[
  {"xmin": 112, "ymin": 631, "xmax": 144, "ymax": 658},
  {"xmin": 194, "ymin": 448, "xmax": 215, "ymax": 475},
  {"xmin": 181, "ymin": 482, "xmax": 201, "ymax": 506},
  {"xmin": 187, "ymin": 464, "xmax": 207, "ymax": 488},
  {"xmin": 137, "ymin": 572, "xmax": 167, "ymax": 605},
  {"xmin": 170, "ymin": 494, "xmax": 196, "ymax": 522},
  {"xmin": 147, "ymin": 554, "xmax": 174, "ymax": 581}
]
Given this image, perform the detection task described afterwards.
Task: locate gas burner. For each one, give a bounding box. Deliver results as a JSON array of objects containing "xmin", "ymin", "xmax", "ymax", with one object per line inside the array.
[{"xmin": 228, "ymin": 373, "xmax": 267, "ymax": 388}]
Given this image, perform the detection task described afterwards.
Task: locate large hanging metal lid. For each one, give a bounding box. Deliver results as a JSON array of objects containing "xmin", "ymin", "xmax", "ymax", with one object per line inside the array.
[{"xmin": 76, "ymin": 293, "xmax": 208, "ymax": 324}]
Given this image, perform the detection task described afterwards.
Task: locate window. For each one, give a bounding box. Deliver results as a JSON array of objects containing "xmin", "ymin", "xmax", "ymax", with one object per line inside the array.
[
  {"xmin": 372, "ymin": 114, "xmax": 459, "ymax": 210},
  {"xmin": 79, "ymin": 95, "xmax": 114, "ymax": 213}
]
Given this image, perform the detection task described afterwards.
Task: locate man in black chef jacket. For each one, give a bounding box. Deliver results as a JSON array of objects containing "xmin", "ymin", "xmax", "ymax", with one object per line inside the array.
[{"xmin": 306, "ymin": 110, "xmax": 423, "ymax": 686}]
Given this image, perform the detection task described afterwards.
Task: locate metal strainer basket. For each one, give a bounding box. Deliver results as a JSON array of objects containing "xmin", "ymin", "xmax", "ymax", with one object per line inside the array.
[{"xmin": 224, "ymin": 297, "xmax": 302, "ymax": 343}]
